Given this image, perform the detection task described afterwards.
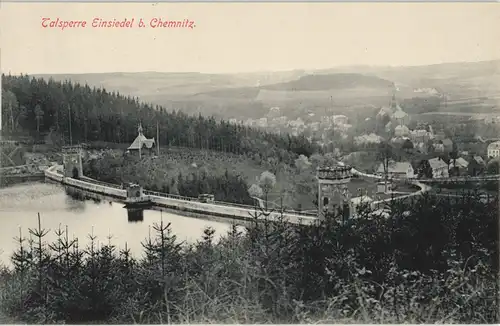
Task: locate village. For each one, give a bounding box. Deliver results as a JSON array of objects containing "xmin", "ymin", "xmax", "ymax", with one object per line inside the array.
[{"xmin": 228, "ymin": 87, "xmax": 500, "ymax": 181}]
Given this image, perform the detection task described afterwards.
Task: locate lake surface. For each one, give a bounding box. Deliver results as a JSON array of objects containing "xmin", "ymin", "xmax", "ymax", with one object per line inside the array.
[{"xmin": 0, "ymin": 181, "xmax": 234, "ymax": 266}]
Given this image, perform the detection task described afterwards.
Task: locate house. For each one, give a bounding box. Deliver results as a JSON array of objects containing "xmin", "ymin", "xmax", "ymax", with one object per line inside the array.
[
  {"xmin": 453, "ymin": 157, "xmax": 469, "ymax": 169},
  {"xmin": 468, "ymin": 156, "xmax": 486, "ymax": 176},
  {"xmin": 354, "ymin": 133, "xmax": 383, "ymax": 146},
  {"xmin": 332, "ymin": 115, "xmax": 349, "ymax": 125},
  {"xmin": 450, "ymin": 157, "xmax": 468, "ymax": 176},
  {"xmin": 410, "ymin": 129, "xmax": 433, "ymax": 143},
  {"xmin": 392, "ymin": 108, "xmax": 409, "ymax": 126},
  {"xmin": 435, "ymin": 131, "xmax": 446, "ymax": 141},
  {"xmin": 394, "ymin": 125, "xmax": 410, "ymax": 137},
  {"xmin": 385, "ymin": 121, "xmax": 392, "ymax": 133},
  {"xmin": 390, "ymin": 136, "xmax": 410, "ymax": 146},
  {"xmin": 257, "ymin": 118, "xmax": 268, "ymax": 128},
  {"xmin": 442, "ymin": 138, "xmax": 453, "ymax": 152},
  {"xmin": 287, "ymin": 118, "xmax": 304, "ymax": 128},
  {"xmin": 127, "ymin": 124, "xmax": 155, "ymax": 154},
  {"xmin": 484, "ymin": 115, "xmax": 500, "ymax": 124},
  {"xmin": 428, "ymin": 157, "xmax": 449, "ymax": 178},
  {"xmin": 376, "ymin": 161, "xmax": 415, "ymax": 179},
  {"xmin": 487, "ymin": 141, "xmax": 500, "ymax": 158},
  {"xmin": 433, "ymin": 142, "xmax": 445, "ymax": 153},
  {"xmin": 336, "ymin": 124, "xmax": 352, "ymax": 133},
  {"xmin": 415, "ymin": 142, "xmax": 428, "ymax": 154}
]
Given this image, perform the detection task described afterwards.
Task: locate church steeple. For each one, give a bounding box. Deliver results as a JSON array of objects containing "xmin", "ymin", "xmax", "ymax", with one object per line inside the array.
[
  {"xmin": 138, "ymin": 123, "xmax": 143, "ymax": 135},
  {"xmin": 390, "ymin": 83, "xmax": 398, "ymax": 110}
]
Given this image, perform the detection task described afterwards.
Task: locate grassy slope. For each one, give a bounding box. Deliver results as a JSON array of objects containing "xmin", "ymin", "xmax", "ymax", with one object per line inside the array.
[
  {"xmin": 100, "ymin": 146, "xmax": 315, "ymax": 210},
  {"xmin": 97, "ymin": 145, "xmax": 406, "ymax": 210}
]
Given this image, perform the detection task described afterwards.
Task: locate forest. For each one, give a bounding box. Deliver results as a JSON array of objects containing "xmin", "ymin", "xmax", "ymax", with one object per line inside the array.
[
  {"xmin": 0, "ymin": 192, "xmax": 498, "ymax": 323},
  {"xmin": 1, "ymin": 74, "xmax": 318, "ymax": 163}
]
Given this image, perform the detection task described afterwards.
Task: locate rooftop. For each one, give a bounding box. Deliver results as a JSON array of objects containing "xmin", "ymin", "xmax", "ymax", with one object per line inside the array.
[
  {"xmin": 454, "ymin": 157, "xmax": 469, "ymax": 168},
  {"xmin": 128, "ymin": 134, "xmax": 155, "ymax": 150},
  {"xmin": 428, "ymin": 157, "xmax": 448, "ymax": 170},
  {"xmin": 317, "ymin": 165, "xmax": 352, "ymax": 172},
  {"xmin": 487, "ymin": 141, "xmax": 500, "ymax": 150}
]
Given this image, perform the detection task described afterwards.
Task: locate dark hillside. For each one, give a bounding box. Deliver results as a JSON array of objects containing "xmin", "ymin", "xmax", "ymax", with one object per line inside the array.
[
  {"xmin": 1, "ymin": 74, "xmax": 318, "ymax": 162},
  {"xmin": 199, "ymin": 73, "xmax": 394, "ymax": 100},
  {"xmin": 261, "ymin": 73, "xmax": 394, "ymax": 91}
]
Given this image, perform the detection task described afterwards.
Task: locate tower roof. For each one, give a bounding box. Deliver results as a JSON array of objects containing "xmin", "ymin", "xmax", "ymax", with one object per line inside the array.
[
  {"xmin": 128, "ymin": 134, "xmax": 155, "ymax": 150},
  {"xmin": 128, "ymin": 123, "xmax": 155, "ymax": 150}
]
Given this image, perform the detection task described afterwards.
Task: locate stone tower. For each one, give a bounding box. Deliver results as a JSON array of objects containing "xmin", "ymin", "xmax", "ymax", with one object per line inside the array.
[
  {"xmin": 62, "ymin": 145, "xmax": 83, "ymax": 179},
  {"xmin": 317, "ymin": 165, "xmax": 352, "ymax": 220}
]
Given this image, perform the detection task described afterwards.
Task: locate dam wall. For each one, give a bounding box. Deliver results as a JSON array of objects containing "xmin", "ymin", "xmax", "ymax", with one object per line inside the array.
[{"xmin": 44, "ymin": 166, "xmax": 317, "ymax": 225}]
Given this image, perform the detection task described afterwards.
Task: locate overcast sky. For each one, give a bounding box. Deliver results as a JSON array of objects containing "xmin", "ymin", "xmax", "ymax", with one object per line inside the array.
[{"xmin": 1, "ymin": 2, "xmax": 499, "ymax": 74}]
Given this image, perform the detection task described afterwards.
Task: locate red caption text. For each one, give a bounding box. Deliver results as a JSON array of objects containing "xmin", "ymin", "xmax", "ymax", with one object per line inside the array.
[{"xmin": 41, "ymin": 17, "xmax": 197, "ymax": 30}]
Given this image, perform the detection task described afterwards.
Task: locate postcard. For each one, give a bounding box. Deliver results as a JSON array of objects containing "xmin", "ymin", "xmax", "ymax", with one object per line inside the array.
[{"xmin": 0, "ymin": 1, "xmax": 499, "ymax": 324}]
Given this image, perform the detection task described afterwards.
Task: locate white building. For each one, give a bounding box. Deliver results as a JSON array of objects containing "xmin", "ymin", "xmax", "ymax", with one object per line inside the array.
[
  {"xmin": 487, "ymin": 141, "xmax": 500, "ymax": 158},
  {"xmin": 376, "ymin": 161, "xmax": 415, "ymax": 179},
  {"xmin": 394, "ymin": 125, "xmax": 410, "ymax": 137},
  {"xmin": 390, "ymin": 136, "xmax": 410, "ymax": 145},
  {"xmin": 410, "ymin": 129, "xmax": 433, "ymax": 143},
  {"xmin": 433, "ymin": 143, "xmax": 445, "ymax": 153},
  {"xmin": 453, "ymin": 157, "xmax": 469, "ymax": 169},
  {"xmin": 385, "ymin": 121, "xmax": 392, "ymax": 133},
  {"xmin": 484, "ymin": 116, "xmax": 500, "ymax": 124},
  {"xmin": 288, "ymin": 118, "xmax": 305, "ymax": 128},
  {"xmin": 332, "ymin": 115, "xmax": 349, "ymax": 125},
  {"xmin": 415, "ymin": 142, "xmax": 428, "ymax": 153},
  {"xmin": 335, "ymin": 123, "xmax": 352, "ymax": 133},
  {"xmin": 428, "ymin": 157, "xmax": 449, "ymax": 178},
  {"xmin": 273, "ymin": 116, "xmax": 288, "ymax": 125},
  {"xmin": 257, "ymin": 118, "xmax": 268, "ymax": 128},
  {"xmin": 354, "ymin": 133, "xmax": 383, "ymax": 146},
  {"xmin": 413, "ymin": 88, "xmax": 439, "ymax": 95}
]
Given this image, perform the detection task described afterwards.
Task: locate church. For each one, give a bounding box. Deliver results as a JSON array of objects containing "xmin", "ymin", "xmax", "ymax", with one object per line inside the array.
[
  {"xmin": 127, "ymin": 123, "xmax": 155, "ymax": 157},
  {"xmin": 377, "ymin": 84, "xmax": 410, "ymax": 129}
]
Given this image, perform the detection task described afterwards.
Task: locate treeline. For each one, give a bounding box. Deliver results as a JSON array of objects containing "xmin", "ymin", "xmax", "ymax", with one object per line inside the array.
[
  {"xmin": 83, "ymin": 153, "xmax": 254, "ymax": 205},
  {"xmin": 0, "ymin": 192, "xmax": 498, "ymax": 323},
  {"xmin": 1, "ymin": 74, "xmax": 318, "ymax": 162}
]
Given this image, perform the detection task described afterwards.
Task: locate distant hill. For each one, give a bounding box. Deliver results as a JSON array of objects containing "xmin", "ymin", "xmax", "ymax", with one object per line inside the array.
[
  {"xmin": 198, "ymin": 73, "xmax": 395, "ymax": 101},
  {"xmin": 28, "ymin": 60, "xmax": 500, "ymax": 119},
  {"xmin": 315, "ymin": 60, "xmax": 500, "ymax": 99},
  {"xmin": 31, "ymin": 71, "xmax": 306, "ymax": 100},
  {"xmin": 262, "ymin": 73, "xmax": 394, "ymax": 91}
]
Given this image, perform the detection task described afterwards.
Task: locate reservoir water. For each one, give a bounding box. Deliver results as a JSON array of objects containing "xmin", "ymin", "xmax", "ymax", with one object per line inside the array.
[{"xmin": 0, "ymin": 181, "xmax": 233, "ymax": 266}]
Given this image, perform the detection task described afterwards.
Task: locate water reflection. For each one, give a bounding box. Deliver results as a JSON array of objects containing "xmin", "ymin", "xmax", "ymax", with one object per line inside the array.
[
  {"xmin": 127, "ymin": 207, "xmax": 144, "ymax": 223},
  {"xmin": 0, "ymin": 181, "xmax": 233, "ymax": 265}
]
